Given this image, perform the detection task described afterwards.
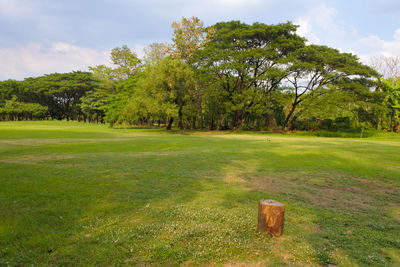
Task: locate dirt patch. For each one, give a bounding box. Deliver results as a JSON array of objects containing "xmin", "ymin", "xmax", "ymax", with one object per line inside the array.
[
  {"xmin": 223, "ymin": 172, "xmax": 247, "ymax": 184},
  {"xmin": 0, "ymin": 154, "xmax": 77, "ymax": 164},
  {"xmin": 0, "ymin": 151, "xmax": 187, "ymax": 165},
  {"xmin": 244, "ymin": 172, "xmax": 395, "ymax": 212}
]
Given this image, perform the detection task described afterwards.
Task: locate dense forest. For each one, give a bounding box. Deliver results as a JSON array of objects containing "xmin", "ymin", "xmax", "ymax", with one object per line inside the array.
[{"xmin": 1, "ymin": 17, "xmax": 399, "ymax": 132}]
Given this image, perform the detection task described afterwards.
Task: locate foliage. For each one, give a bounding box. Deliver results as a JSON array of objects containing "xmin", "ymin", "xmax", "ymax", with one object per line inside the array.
[
  {"xmin": 194, "ymin": 21, "xmax": 305, "ymax": 129},
  {"xmin": 283, "ymin": 45, "xmax": 378, "ymax": 128},
  {"xmin": 0, "ymin": 96, "xmax": 48, "ymax": 120},
  {"xmin": 0, "ymin": 72, "xmax": 98, "ymax": 121},
  {"xmin": 123, "ymin": 57, "xmax": 195, "ymax": 129},
  {"xmin": 171, "ymin": 16, "xmax": 214, "ymax": 61},
  {"xmin": 110, "ymin": 45, "xmax": 142, "ymax": 80},
  {"xmin": 143, "ymin": 42, "xmax": 170, "ymax": 65},
  {"xmin": 379, "ymin": 77, "xmax": 400, "ymax": 131}
]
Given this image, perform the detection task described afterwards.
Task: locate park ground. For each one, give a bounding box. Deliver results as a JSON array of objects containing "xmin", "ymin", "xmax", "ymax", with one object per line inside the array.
[{"xmin": 0, "ymin": 121, "xmax": 399, "ymax": 266}]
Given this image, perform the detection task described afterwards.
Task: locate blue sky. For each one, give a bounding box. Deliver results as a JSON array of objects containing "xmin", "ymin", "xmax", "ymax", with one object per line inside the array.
[{"xmin": 0, "ymin": 0, "xmax": 399, "ymax": 80}]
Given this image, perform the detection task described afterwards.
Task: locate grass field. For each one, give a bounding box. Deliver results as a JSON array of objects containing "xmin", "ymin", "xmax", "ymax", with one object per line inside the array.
[{"xmin": 0, "ymin": 121, "xmax": 399, "ymax": 266}]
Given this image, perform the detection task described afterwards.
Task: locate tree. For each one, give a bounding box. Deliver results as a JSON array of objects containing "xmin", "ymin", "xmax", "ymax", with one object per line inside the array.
[
  {"xmin": 89, "ymin": 45, "xmax": 141, "ymax": 83},
  {"xmin": 127, "ymin": 57, "xmax": 195, "ymax": 129},
  {"xmin": 0, "ymin": 96, "xmax": 48, "ymax": 121},
  {"xmin": 170, "ymin": 17, "xmax": 216, "ymax": 128},
  {"xmin": 144, "ymin": 43, "xmax": 170, "ymax": 65},
  {"xmin": 84, "ymin": 45, "xmax": 143, "ymax": 124},
  {"xmin": 171, "ymin": 16, "xmax": 214, "ymax": 61},
  {"xmin": 103, "ymin": 76, "xmax": 140, "ymax": 126},
  {"xmin": 283, "ymin": 45, "xmax": 377, "ymax": 129},
  {"xmin": 369, "ymin": 55, "xmax": 400, "ymax": 79},
  {"xmin": 0, "ymin": 80, "xmax": 23, "ymax": 105},
  {"xmin": 196, "ymin": 21, "xmax": 305, "ymax": 129},
  {"xmin": 379, "ymin": 77, "xmax": 400, "ymax": 131},
  {"xmin": 23, "ymin": 71, "xmax": 98, "ymax": 120},
  {"xmin": 110, "ymin": 45, "xmax": 142, "ymax": 80}
]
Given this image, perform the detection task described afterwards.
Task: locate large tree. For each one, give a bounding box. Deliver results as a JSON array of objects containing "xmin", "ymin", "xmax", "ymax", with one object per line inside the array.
[
  {"xmin": 283, "ymin": 45, "xmax": 377, "ymax": 129},
  {"xmin": 379, "ymin": 77, "xmax": 400, "ymax": 131},
  {"xmin": 195, "ymin": 21, "xmax": 305, "ymax": 128},
  {"xmin": 127, "ymin": 57, "xmax": 195, "ymax": 129},
  {"xmin": 22, "ymin": 71, "xmax": 98, "ymax": 120}
]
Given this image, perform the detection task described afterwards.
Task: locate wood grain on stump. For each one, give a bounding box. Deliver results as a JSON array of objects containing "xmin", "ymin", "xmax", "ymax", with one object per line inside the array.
[{"xmin": 258, "ymin": 199, "xmax": 285, "ymax": 236}]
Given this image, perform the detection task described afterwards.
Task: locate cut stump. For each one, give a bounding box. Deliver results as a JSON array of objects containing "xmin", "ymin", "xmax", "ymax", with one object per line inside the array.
[{"xmin": 258, "ymin": 199, "xmax": 285, "ymax": 236}]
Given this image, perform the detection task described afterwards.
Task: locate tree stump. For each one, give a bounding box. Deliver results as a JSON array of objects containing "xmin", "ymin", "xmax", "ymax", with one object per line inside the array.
[{"xmin": 258, "ymin": 200, "xmax": 285, "ymax": 236}]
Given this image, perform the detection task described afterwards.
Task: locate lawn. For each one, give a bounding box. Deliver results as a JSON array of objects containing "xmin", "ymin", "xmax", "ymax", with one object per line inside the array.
[{"xmin": 0, "ymin": 121, "xmax": 399, "ymax": 266}]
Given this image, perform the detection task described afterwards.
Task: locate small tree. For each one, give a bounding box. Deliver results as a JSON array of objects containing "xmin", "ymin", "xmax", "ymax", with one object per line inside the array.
[{"xmin": 379, "ymin": 77, "xmax": 400, "ymax": 131}]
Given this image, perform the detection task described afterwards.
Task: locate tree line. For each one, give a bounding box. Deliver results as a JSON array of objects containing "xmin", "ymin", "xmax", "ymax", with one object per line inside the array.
[{"xmin": 1, "ymin": 17, "xmax": 399, "ymax": 131}]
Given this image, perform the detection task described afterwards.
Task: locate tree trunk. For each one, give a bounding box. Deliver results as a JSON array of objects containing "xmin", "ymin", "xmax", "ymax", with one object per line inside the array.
[
  {"xmin": 166, "ymin": 117, "xmax": 174, "ymax": 130},
  {"xmin": 258, "ymin": 200, "xmax": 285, "ymax": 236},
  {"xmin": 284, "ymin": 102, "xmax": 298, "ymax": 130},
  {"xmin": 178, "ymin": 105, "xmax": 183, "ymax": 129}
]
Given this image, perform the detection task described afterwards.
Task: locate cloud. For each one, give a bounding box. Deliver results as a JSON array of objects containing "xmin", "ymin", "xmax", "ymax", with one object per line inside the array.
[
  {"xmin": 293, "ymin": 4, "xmax": 347, "ymax": 46},
  {"xmin": 132, "ymin": 44, "xmax": 147, "ymax": 60},
  {"xmin": 294, "ymin": 17, "xmax": 320, "ymax": 44},
  {"xmin": 359, "ymin": 28, "xmax": 400, "ymax": 57},
  {"xmin": 311, "ymin": 5, "xmax": 344, "ymax": 35},
  {"xmin": 0, "ymin": 42, "xmax": 109, "ymax": 80}
]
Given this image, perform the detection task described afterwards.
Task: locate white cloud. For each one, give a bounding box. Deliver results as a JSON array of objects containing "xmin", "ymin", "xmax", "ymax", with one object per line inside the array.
[
  {"xmin": 359, "ymin": 28, "xmax": 400, "ymax": 57},
  {"xmin": 294, "ymin": 4, "xmax": 346, "ymax": 45},
  {"xmin": 294, "ymin": 16, "xmax": 320, "ymax": 44},
  {"xmin": 0, "ymin": 42, "xmax": 109, "ymax": 80},
  {"xmin": 311, "ymin": 5, "xmax": 344, "ymax": 35},
  {"xmin": 133, "ymin": 44, "xmax": 146, "ymax": 59}
]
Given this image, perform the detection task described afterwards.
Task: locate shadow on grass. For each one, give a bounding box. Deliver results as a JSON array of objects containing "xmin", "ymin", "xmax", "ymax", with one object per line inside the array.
[
  {"xmin": 220, "ymin": 148, "xmax": 400, "ymax": 266},
  {"xmin": 1, "ymin": 133, "xmax": 399, "ymax": 265}
]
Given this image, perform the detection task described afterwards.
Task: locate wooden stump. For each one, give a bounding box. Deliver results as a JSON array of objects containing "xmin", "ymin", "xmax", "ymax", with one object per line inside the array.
[{"xmin": 258, "ymin": 200, "xmax": 285, "ymax": 236}]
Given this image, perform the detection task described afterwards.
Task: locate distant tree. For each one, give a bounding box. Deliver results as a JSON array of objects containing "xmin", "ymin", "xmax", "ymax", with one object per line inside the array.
[
  {"xmin": 171, "ymin": 16, "xmax": 214, "ymax": 61},
  {"xmin": 0, "ymin": 80, "xmax": 23, "ymax": 105},
  {"xmin": 283, "ymin": 45, "xmax": 377, "ymax": 129},
  {"xmin": 0, "ymin": 96, "xmax": 48, "ymax": 121},
  {"xmin": 170, "ymin": 17, "xmax": 216, "ymax": 128},
  {"xmin": 369, "ymin": 55, "xmax": 400, "ymax": 79},
  {"xmin": 23, "ymin": 71, "xmax": 98, "ymax": 120},
  {"xmin": 103, "ymin": 76, "xmax": 140, "ymax": 126},
  {"xmin": 143, "ymin": 43, "xmax": 171, "ymax": 65},
  {"xmin": 379, "ymin": 77, "xmax": 400, "ymax": 131},
  {"xmin": 84, "ymin": 45, "xmax": 142, "ymax": 124},
  {"xmin": 196, "ymin": 21, "xmax": 305, "ymax": 129},
  {"xmin": 127, "ymin": 58, "xmax": 195, "ymax": 129},
  {"xmin": 110, "ymin": 45, "xmax": 142, "ymax": 80}
]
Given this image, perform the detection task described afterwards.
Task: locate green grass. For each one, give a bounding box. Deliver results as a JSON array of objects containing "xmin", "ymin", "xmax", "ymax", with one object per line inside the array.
[{"xmin": 0, "ymin": 121, "xmax": 399, "ymax": 266}]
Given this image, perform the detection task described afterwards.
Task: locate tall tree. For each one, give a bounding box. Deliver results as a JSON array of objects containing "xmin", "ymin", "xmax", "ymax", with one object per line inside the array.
[
  {"xmin": 379, "ymin": 77, "xmax": 400, "ymax": 131},
  {"xmin": 196, "ymin": 21, "xmax": 305, "ymax": 128},
  {"xmin": 128, "ymin": 58, "xmax": 195, "ymax": 129},
  {"xmin": 171, "ymin": 17, "xmax": 215, "ymax": 128},
  {"xmin": 23, "ymin": 71, "xmax": 98, "ymax": 120},
  {"xmin": 171, "ymin": 16, "xmax": 213, "ymax": 61},
  {"xmin": 110, "ymin": 45, "xmax": 142, "ymax": 80},
  {"xmin": 369, "ymin": 55, "xmax": 400, "ymax": 79},
  {"xmin": 0, "ymin": 80, "xmax": 23, "ymax": 105},
  {"xmin": 144, "ymin": 43, "xmax": 170, "ymax": 65},
  {"xmin": 283, "ymin": 45, "xmax": 377, "ymax": 129}
]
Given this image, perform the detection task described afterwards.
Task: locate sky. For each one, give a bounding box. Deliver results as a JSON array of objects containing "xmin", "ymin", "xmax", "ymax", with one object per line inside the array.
[{"xmin": 0, "ymin": 0, "xmax": 399, "ymax": 80}]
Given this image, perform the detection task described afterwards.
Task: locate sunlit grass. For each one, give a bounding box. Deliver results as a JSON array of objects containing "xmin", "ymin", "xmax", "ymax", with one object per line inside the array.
[{"xmin": 0, "ymin": 121, "xmax": 399, "ymax": 266}]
